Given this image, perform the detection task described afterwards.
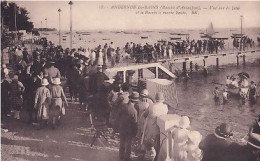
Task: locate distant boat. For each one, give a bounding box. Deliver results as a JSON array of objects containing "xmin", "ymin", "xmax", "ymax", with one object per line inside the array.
[
  {"xmin": 102, "ymin": 38, "xmax": 110, "ymax": 40},
  {"xmin": 123, "ymin": 31, "xmax": 139, "ymax": 34},
  {"xmin": 170, "ymin": 33, "xmax": 180, "ymax": 35},
  {"xmin": 170, "ymin": 37, "xmax": 181, "ymax": 40},
  {"xmin": 176, "ymin": 33, "xmax": 190, "ymax": 36},
  {"xmin": 141, "ymin": 36, "xmax": 148, "ymax": 39},
  {"xmin": 157, "ymin": 39, "xmax": 167, "ymax": 43},
  {"xmin": 144, "ymin": 30, "xmax": 153, "ymax": 32},
  {"xmin": 82, "ymin": 33, "xmax": 91, "ymax": 35},
  {"xmin": 159, "ymin": 31, "xmax": 167, "ymax": 33},
  {"xmin": 231, "ymin": 33, "xmax": 244, "ymax": 38},
  {"xmin": 200, "ymin": 22, "xmax": 215, "ymax": 38},
  {"xmin": 211, "ymin": 37, "xmax": 229, "ymax": 40},
  {"xmin": 112, "ymin": 31, "xmax": 121, "ymax": 34}
]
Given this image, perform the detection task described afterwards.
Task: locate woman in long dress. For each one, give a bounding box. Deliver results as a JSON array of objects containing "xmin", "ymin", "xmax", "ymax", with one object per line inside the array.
[
  {"xmin": 34, "ymin": 78, "xmax": 51, "ymax": 128},
  {"xmin": 49, "ymin": 77, "xmax": 68, "ymax": 129},
  {"xmin": 9, "ymin": 74, "xmax": 25, "ymax": 119},
  {"xmin": 97, "ymin": 49, "xmax": 104, "ymax": 66}
]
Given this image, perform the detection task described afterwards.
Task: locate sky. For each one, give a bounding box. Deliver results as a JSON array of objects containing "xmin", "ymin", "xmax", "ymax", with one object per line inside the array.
[{"xmin": 15, "ymin": 1, "xmax": 260, "ymax": 31}]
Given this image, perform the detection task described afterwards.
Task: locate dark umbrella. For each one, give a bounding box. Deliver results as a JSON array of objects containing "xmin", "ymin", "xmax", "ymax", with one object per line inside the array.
[{"xmin": 238, "ymin": 72, "xmax": 250, "ymax": 79}]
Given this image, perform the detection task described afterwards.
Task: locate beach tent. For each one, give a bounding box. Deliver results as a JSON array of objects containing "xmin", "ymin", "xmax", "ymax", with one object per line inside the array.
[{"xmin": 146, "ymin": 78, "xmax": 178, "ymax": 105}]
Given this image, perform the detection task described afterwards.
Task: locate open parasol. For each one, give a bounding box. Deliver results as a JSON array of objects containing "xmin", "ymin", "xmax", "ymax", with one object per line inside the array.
[{"xmin": 238, "ymin": 72, "xmax": 250, "ymax": 79}]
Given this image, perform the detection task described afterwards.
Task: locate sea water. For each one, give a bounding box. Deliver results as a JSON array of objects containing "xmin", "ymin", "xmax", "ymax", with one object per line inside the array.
[{"xmin": 41, "ymin": 27, "xmax": 260, "ymax": 50}]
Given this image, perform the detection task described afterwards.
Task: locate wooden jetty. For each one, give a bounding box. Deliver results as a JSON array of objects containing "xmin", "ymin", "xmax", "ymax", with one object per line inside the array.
[
  {"xmin": 158, "ymin": 49, "xmax": 260, "ymax": 72},
  {"xmin": 105, "ymin": 63, "xmax": 176, "ymax": 83}
]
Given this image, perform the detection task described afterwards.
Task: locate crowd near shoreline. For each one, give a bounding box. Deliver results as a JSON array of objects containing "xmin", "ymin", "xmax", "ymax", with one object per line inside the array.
[{"xmin": 1, "ymin": 35, "xmax": 260, "ymax": 161}]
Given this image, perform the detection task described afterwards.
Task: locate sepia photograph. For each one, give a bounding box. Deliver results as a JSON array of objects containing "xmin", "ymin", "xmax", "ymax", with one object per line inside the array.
[{"xmin": 1, "ymin": 1, "xmax": 260, "ymax": 161}]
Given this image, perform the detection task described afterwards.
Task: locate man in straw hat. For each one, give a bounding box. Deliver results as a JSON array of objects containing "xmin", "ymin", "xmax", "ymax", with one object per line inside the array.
[
  {"xmin": 136, "ymin": 89, "xmax": 154, "ymax": 138},
  {"xmin": 34, "ymin": 78, "xmax": 51, "ymax": 129},
  {"xmin": 143, "ymin": 92, "xmax": 168, "ymax": 161},
  {"xmin": 199, "ymin": 123, "xmax": 236, "ymax": 161},
  {"xmin": 44, "ymin": 60, "xmax": 61, "ymax": 83},
  {"xmin": 118, "ymin": 92, "xmax": 139, "ymax": 161},
  {"xmin": 49, "ymin": 77, "xmax": 68, "ymax": 129}
]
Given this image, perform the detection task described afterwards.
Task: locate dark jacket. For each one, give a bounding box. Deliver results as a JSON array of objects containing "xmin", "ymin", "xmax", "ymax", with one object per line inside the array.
[
  {"xmin": 119, "ymin": 102, "xmax": 138, "ymax": 136},
  {"xmin": 199, "ymin": 134, "xmax": 254, "ymax": 161},
  {"xmin": 93, "ymin": 72, "xmax": 109, "ymax": 93}
]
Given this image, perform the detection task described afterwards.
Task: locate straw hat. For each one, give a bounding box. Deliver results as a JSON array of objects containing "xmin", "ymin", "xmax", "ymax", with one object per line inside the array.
[
  {"xmin": 179, "ymin": 116, "xmax": 190, "ymax": 129},
  {"xmin": 52, "ymin": 77, "xmax": 61, "ymax": 85},
  {"xmin": 129, "ymin": 92, "xmax": 139, "ymax": 102},
  {"xmin": 140, "ymin": 89, "xmax": 149, "ymax": 97},
  {"xmin": 155, "ymin": 92, "xmax": 165, "ymax": 102},
  {"xmin": 12, "ymin": 74, "xmax": 19, "ymax": 80},
  {"xmin": 214, "ymin": 123, "xmax": 233, "ymax": 139},
  {"xmin": 41, "ymin": 78, "xmax": 49, "ymax": 86}
]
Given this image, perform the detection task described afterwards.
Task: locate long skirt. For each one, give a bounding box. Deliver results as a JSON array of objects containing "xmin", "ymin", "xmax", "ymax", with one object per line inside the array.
[
  {"xmin": 50, "ymin": 98, "xmax": 63, "ymax": 117},
  {"xmin": 37, "ymin": 102, "xmax": 50, "ymax": 120}
]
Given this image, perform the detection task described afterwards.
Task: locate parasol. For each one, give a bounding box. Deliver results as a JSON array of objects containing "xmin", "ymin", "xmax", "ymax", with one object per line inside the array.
[{"xmin": 238, "ymin": 72, "xmax": 250, "ymax": 79}]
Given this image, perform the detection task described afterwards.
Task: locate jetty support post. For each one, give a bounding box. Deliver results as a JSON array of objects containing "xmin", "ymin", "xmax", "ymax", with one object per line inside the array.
[
  {"xmin": 216, "ymin": 57, "xmax": 219, "ymax": 70},
  {"xmin": 138, "ymin": 69, "xmax": 143, "ymax": 79},
  {"xmin": 236, "ymin": 55, "xmax": 239, "ymax": 67},
  {"xmin": 190, "ymin": 61, "xmax": 193, "ymax": 72},
  {"xmin": 243, "ymin": 55, "xmax": 246, "ymax": 66},
  {"xmin": 182, "ymin": 62, "xmax": 187, "ymax": 73},
  {"xmin": 123, "ymin": 70, "xmax": 126, "ymax": 83},
  {"xmin": 155, "ymin": 66, "xmax": 159, "ymax": 78},
  {"xmin": 203, "ymin": 59, "xmax": 206, "ymax": 67}
]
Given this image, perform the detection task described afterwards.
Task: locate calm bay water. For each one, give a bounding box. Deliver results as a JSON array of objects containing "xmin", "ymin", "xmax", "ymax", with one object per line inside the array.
[
  {"xmin": 169, "ymin": 63, "xmax": 260, "ymax": 143},
  {"xmin": 42, "ymin": 27, "xmax": 260, "ymax": 50}
]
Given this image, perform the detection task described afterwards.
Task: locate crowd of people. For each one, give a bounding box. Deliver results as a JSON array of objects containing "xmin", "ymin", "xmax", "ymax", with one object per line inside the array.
[
  {"xmin": 233, "ymin": 36, "xmax": 255, "ymax": 51},
  {"xmin": 1, "ymin": 40, "xmax": 170, "ymax": 160},
  {"xmin": 1, "ymin": 37, "xmax": 259, "ymax": 161}
]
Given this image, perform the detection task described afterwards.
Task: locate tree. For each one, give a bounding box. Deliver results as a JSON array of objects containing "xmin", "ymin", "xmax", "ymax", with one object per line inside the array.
[{"xmin": 1, "ymin": 1, "xmax": 34, "ymax": 32}]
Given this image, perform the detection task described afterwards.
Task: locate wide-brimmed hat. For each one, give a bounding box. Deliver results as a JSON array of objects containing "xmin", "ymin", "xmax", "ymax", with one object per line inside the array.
[
  {"xmin": 52, "ymin": 77, "xmax": 61, "ymax": 85},
  {"xmin": 129, "ymin": 92, "xmax": 139, "ymax": 102},
  {"xmin": 155, "ymin": 92, "xmax": 165, "ymax": 102},
  {"xmin": 12, "ymin": 74, "xmax": 19, "ymax": 80},
  {"xmin": 140, "ymin": 89, "xmax": 149, "ymax": 97},
  {"xmin": 214, "ymin": 123, "xmax": 233, "ymax": 139},
  {"xmin": 41, "ymin": 78, "xmax": 49, "ymax": 86}
]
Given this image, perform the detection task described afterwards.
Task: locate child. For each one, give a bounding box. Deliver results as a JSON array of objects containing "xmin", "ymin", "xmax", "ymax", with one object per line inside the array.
[
  {"xmin": 222, "ymin": 88, "xmax": 228, "ymax": 104},
  {"xmin": 213, "ymin": 87, "xmax": 220, "ymax": 102}
]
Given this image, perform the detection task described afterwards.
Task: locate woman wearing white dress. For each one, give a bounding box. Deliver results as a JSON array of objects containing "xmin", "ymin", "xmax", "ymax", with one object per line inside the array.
[{"xmin": 97, "ymin": 49, "xmax": 103, "ymax": 66}]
